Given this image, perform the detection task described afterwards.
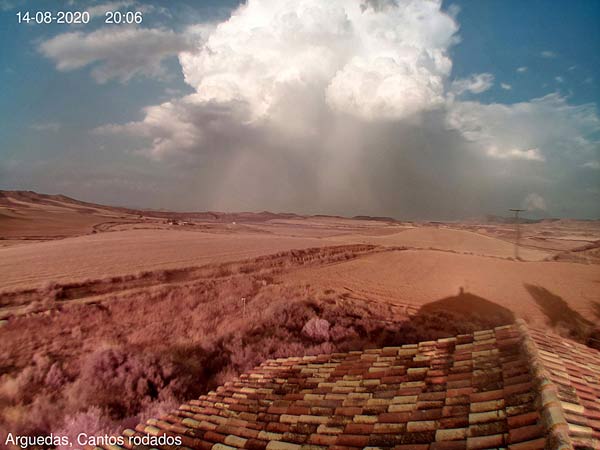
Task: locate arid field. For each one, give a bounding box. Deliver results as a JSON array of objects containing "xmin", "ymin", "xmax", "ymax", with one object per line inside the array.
[
  {"xmin": 1, "ymin": 190, "xmax": 599, "ymax": 442},
  {"xmin": 283, "ymin": 250, "xmax": 599, "ymax": 326}
]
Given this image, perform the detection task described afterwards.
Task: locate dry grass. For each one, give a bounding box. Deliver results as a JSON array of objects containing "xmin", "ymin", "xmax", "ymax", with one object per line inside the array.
[
  {"xmin": 0, "ymin": 229, "xmax": 350, "ymax": 291},
  {"xmin": 329, "ymin": 226, "xmax": 551, "ymax": 261},
  {"xmin": 283, "ymin": 250, "xmax": 600, "ymax": 327}
]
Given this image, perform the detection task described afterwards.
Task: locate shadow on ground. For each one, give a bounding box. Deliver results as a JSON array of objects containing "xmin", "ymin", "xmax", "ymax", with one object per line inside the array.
[
  {"xmin": 524, "ymin": 284, "xmax": 600, "ymax": 350},
  {"xmin": 592, "ymin": 301, "xmax": 600, "ymax": 321},
  {"xmin": 419, "ymin": 289, "xmax": 515, "ymax": 326}
]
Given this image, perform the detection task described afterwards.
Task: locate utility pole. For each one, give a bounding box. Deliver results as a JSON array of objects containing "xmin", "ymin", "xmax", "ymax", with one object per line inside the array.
[{"xmin": 509, "ymin": 209, "xmax": 525, "ymax": 259}]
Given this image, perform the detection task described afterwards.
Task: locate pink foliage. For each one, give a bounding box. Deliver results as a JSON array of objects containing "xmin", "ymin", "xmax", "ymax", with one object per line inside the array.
[
  {"xmin": 54, "ymin": 407, "xmax": 118, "ymax": 450},
  {"xmin": 68, "ymin": 348, "xmax": 190, "ymax": 418},
  {"xmin": 302, "ymin": 317, "xmax": 330, "ymax": 342}
]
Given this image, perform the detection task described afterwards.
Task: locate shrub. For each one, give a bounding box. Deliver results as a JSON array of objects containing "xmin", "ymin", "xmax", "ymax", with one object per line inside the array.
[
  {"xmin": 44, "ymin": 363, "xmax": 68, "ymax": 389},
  {"xmin": 66, "ymin": 348, "xmax": 191, "ymax": 420},
  {"xmin": 302, "ymin": 317, "xmax": 331, "ymax": 342},
  {"xmin": 54, "ymin": 407, "xmax": 118, "ymax": 450}
]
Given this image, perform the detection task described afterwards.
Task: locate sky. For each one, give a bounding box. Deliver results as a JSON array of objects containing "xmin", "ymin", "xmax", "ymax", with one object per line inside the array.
[{"xmin": 0, "ymin": 0, "xmax": 599, "ymax": 220}]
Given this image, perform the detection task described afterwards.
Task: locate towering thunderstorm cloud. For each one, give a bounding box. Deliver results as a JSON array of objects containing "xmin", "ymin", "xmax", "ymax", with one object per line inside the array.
[{"xmin": 95, "ymin": 0, "xmax": 600, "ymax": 218}]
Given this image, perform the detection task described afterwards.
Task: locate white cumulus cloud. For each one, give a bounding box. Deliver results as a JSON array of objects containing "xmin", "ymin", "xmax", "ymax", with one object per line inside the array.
[
  {"xmin": 96, "ymin": 94, "xmax": 256, "ymax": 160},
  {"xmin": 39, "ymin": 27, "xmax": 194, "ymax": 83},
  {"xmin": 179, "ymin": 0, "xmax": 458, "ymax": 122},
  {"xmin": 99, "ymin": 0, "xmax": 462, "ymax": 159},
  {"xmin": 446, "ymin": 94, "xmax": 600, "ymax": 163},
  {"xmin": 450, "ymin": 73, "xmax": 494, "ymax": 95}
]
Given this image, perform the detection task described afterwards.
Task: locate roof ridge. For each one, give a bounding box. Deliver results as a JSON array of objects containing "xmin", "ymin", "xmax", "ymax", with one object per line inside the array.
[
  {"xmin": 253, "ymin": 322, "xmax": 519, "ymax": 369},
  {"xmin": 516, "ymin": 319, "xmax": 574, "ymax": 450}
]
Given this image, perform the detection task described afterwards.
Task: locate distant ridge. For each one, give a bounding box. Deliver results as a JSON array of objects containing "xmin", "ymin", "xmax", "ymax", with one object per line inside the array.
[
  {"xmin": 3, "ymin": 190, "xmax": 594, "ymax": 225},
  {"xmin": 0, "ymin": 190, "xmax": 303, "ymax": 223},
  {"xmin": 353, "ymin": 215, "xmax": 399, "ymax": 223},
  {"xmin": 0, "ymin": 190, "xmax": 400, "ymax": 225}
]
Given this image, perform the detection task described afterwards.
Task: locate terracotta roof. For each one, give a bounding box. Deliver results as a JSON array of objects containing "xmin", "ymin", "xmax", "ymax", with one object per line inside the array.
[{"xmin": 101, "ymin": 320, "xmax": 600, "ymax": 450}]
